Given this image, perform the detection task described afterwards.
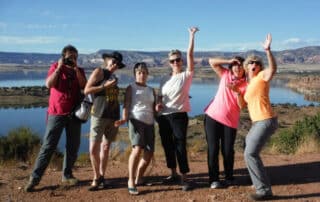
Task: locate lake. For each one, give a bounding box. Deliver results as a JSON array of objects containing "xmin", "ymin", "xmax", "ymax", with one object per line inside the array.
[{"xmin": 0, "ymin": 77, "xmax": 319, "ymax": 153}]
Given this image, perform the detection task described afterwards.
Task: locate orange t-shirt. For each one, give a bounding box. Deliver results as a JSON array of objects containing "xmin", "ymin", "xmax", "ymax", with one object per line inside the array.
[{"xmin": 244, "ymin": 71, "xmax": 275, "ymax": 122}]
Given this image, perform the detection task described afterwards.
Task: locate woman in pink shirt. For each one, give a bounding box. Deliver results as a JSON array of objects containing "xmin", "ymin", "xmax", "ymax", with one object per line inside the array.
[{"xmin": 204, "ymin": 56, "xmax": 247, "ymax": 189}]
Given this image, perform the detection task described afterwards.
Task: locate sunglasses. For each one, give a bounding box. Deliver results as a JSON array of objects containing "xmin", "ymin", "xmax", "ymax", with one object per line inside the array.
[
  {"xmin": 169, "ymin": 58, "xmax": 181, "ymax": 64},
  {"xmin": 248, "ymin": 61, "xmax": 261, "ymax": 65}
]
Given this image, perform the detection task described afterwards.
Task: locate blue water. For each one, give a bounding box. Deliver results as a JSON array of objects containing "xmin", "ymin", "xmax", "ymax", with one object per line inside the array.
[{"xmin": 0, "ymin": 80, "xmax": 318, "ymax": 153}]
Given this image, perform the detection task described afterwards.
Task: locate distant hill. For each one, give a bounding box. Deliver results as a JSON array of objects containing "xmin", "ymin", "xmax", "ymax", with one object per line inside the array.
[{"xmin": 1, "ymin": 46, "xmax": 320, "ymax": 69}]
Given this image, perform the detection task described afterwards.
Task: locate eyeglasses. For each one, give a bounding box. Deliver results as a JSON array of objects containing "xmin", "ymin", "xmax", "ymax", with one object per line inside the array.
[
  {"xmin": 169, "ymin": 58, "xmax": 181, "ymax": 64},
  {"xmin": 248, "ymin": 61, "xmax": 261, "ymax": 65}
]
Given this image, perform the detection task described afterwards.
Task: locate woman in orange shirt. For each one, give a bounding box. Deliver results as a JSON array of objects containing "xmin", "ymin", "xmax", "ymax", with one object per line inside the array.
[{"xmin": 243, "ymin": 34, "xmax": 278, "ymax": 201}]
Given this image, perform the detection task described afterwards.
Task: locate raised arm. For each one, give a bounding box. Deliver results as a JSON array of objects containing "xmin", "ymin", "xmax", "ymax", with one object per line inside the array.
[
  {"xmin": 262, "ymin": 33, "xmax": 277, "ymax": 82},
  {"xmin": 208, "ymin": 57, "xmax": 239, "ymax": 78},
  {"xmin": 46, "ymin": 59, "xmax": 63, "ymax": 88},
  {"xmin": 187, "ymin": 27, "xmax": 199, "ymax": 72}
]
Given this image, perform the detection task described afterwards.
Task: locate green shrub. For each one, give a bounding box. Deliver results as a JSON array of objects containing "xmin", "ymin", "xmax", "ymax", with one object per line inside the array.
[
  {"xmin": 271, "ymin": 112, "xmax": 320, "ymax": 154},
  {"xmin": 0, "ymin": 127, "xmax": 41, "ymax": 162}
]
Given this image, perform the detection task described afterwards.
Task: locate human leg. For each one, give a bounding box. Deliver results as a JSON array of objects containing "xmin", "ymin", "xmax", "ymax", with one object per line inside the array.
[
  {"xmin": 204, "ymin": 115, "xmax": 223, "ymax": 184},
  {"xmin": 244, "ymin": 118, "xmax": 278, "ymax": 195},
  {"xmin": 221, "ymin": 125, "xmax": 237, "ymax": 181},
  {"xmin": 128, "ymin": 146, "xmax": 142, "ymax": 194},
  {"xmin": 88, "ymin": 116, "xmax": 105, "ymax": 190},
  {"xmin": 25, "ymin": 115, "xmax": 65, "ymax": 191},
  {"xmin": 63, "ymin": 116, "xmax": 81, "ymax": 181},
  {"xmin": 135, "ymin": 150, "xmax": 153, "ymax": 185},
  {"xmin": 170, "ymin": 112, "xmax": 189, "ymax": 175},
  {"xmin": 157, "ymin": 115, "xmax": 177, "ymax": 172}
]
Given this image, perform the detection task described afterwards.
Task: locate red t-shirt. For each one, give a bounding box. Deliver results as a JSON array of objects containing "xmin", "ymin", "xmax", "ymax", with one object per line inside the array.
[{"xmin": 47, "ymin": 62, "xmax": 85, "ymax": 115}]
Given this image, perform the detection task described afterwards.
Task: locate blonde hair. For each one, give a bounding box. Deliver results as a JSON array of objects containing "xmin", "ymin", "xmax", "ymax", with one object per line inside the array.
[
  {"xmin": 244, "ymin": 55, "xmax": 264, "ymax": 72},
  {"xmin": 168, "ymin": 49, "xmax": 182, "ymax": 58}
]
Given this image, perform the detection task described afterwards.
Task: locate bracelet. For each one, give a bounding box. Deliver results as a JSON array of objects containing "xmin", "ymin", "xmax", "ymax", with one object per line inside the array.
[{"xmin": 265, "ymin": 48, "xmax": 271, "ymax": 51}]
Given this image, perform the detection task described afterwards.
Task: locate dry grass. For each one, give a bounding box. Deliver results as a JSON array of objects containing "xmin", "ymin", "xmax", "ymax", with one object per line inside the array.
[{"xmin": 296, "ymin": 136, "xmax": 320, "ymax": 154}]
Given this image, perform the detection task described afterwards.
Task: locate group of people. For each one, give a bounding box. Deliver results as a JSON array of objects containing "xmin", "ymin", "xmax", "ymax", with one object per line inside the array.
[{"xmin": 24, "ymin": 28, "xmax": 278, "ymax": 201}]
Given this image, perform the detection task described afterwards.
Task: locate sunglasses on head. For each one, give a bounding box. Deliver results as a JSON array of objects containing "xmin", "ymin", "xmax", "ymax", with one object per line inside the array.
[
  {"xmin": 248, "ymin": 61, "xmax": 261, "ymax": 65},
  {"xmin": 169, "ymin": 58, "xmax": 181, "ymax": 64}
]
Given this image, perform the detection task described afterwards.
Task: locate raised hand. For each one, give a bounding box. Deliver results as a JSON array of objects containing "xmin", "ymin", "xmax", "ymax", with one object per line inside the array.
[
  {"xmin": 189, "ymin": 27, "xmax": 199, "ymax": 35},
  {"xmin": 262, "ymin": 33, "xmax": 272, "ymax": 50}
]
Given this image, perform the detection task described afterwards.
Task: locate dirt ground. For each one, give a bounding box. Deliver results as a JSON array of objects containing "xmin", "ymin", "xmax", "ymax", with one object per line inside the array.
[{"xmin": 0, "ymin": 152, "xmax": 319, "ymax": 202}]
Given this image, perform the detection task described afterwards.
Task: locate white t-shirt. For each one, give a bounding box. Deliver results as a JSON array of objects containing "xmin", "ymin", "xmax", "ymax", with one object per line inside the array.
[
  {"xmin": 159, "ymin": 70, "xmax": 193, "ymax": 115},
  {"xmin": 129, "ymin": 83, "xmax": 155, "ymax": 125}
]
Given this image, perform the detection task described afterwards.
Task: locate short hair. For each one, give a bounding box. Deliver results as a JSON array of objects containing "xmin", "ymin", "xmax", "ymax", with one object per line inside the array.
[
  {"xmin": 168, "ymin": 49, "xmax": 182, "ymax": 58},
  {"xmin": 244, "ymin": 55, "xmax": 264, "ymax": 71},
  {"xmin": 228, "ymin": 56, "xmax": 245, "ymax": 69},
  {"xmin": 61, "ymin": 45, "xmax": 78, "ymax": 58},
  {"xmin": 133, "ymin": 62, "xmax": 148, "ymax": 76}
]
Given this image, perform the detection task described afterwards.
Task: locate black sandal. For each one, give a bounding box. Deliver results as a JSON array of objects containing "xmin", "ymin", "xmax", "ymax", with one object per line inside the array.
[{"xmin": 88, "ymin": 176, "xmax": 104, "ymax": 191}]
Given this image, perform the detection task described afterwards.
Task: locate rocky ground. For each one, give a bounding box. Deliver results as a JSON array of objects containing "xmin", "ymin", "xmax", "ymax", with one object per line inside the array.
[
  {"xmin": 0, "ymin": 153, "xmax": 319, "ymax": 202},
  {"xmin": 0, "ymin": 105, "xmax": 320, "ymax": 202}
]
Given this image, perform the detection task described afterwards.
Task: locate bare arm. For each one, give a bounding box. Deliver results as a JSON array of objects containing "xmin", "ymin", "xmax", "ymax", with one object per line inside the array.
[
  {"xmin": 74, "ymin": 67, "xmax": 87, "ymax": 89},
  {"xmin": 208, "ymin": 58, "xmax": 234, "ymax": 78},
  {"xmin": 236, "ymin": 92, "xmax": 247, "ymax": 109},
  {"xmin": 186, "ymin": 27, "xmax": 199, "ymax": 72},
  {"xmin": 262, "ymin": 34, "xmax": 277, "ymax": 82},
  {"xmin": 84, "ymin": 68, "xmax": 117, "ymax": 95},
  {"xmin": 114, "ymin": 86, "xmax": 131, "ymax": 127},
  {"xmin": 46, "ymin": 59, "xmax": 63, "ymax": 88}
]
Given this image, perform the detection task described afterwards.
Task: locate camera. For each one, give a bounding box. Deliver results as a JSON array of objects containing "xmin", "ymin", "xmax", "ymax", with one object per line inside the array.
[
  {"xmin": 108, "ymin": 74, "xmax": 118, "ymax": 82},
  {"xmin": 63, "ymin": 57, "xmax": 75, "ymax": 67}
]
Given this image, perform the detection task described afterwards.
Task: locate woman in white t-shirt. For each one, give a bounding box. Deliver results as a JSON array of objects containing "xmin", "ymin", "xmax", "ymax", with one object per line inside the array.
[
  {"xmin": 156, "ymin": 27, "xmax": 198, "ymax": 191},
  {"xmin": 115, "ymin": 62, "xmax": 156, "ymax": 195}
]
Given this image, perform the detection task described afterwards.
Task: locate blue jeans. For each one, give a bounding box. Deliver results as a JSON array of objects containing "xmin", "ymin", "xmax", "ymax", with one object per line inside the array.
[
  {"xmin": 244, "ymin": 117, "xmax": 278, "ymax": 195},
  {"xmin": 157, "ymin": 112, "xmax": 190, "ymax": 174},
  {"xmin": 31, "ymin": 115, "xmax": 81, "ymax": 181}
]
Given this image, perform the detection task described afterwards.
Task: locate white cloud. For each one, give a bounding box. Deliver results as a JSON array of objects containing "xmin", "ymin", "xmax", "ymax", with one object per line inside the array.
[
  {"xmin": 25, "ymin": 23, "xmax": 69, "ymax": 29},
  {"xmin": 276, "ymin": 38, "xmax": 320, "ymax": 50},
  {"xmin": 0, "ymin": 35, "xmax": 60, "ymax": 45},
  {"xmin": 204, "ymin": 38, "xmax": 320, "ymax": 52}
]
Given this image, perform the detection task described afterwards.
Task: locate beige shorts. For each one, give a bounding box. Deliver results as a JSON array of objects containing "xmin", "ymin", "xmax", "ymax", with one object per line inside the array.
[{"xmin": 90, "ymin": 116, "xmax": 118, "ymax": 142}]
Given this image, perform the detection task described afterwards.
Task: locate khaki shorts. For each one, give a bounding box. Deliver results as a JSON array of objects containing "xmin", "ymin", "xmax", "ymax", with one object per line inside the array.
[{"xmin": 90, "ymin": 116, "xmax": 118, "ymax": 142}]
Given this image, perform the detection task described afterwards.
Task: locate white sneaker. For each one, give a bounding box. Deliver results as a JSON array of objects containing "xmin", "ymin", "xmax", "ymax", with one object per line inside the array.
[{"xmin": 210, "ymin": 181, "xmax": 222, "ymax": 189}]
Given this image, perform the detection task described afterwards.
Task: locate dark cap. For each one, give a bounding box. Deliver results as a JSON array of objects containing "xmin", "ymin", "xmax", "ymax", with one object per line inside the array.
[{"xmin": 102, "ymin": 51, "xmax": 126, "ymax": 69}]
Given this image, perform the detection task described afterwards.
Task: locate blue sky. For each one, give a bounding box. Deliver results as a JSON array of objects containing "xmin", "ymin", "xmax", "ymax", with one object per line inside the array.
[{"xmin": 0, "ymin": 0, "xmax": 319, "ymax": 54}]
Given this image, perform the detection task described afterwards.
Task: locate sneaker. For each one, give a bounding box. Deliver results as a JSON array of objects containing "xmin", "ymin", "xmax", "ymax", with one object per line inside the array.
[
  {"xmin": 62, "ymin": 176, "xmax": 79, "ymax": 185},
  {"xmin": 24, "ymin": 177, "xmax": 40, "ymax": 192},
  {"xmin": 224, "ymin": 179, "xmax": 235, "ymax": 186},
  {"xmin": 210, "ymin": 181, "xmax": 223, "ymax": 189},
  {"xmin": 249, "ymin": 193, "xmax": 273, "ymax": 201},
  {"xmin": 181, "ymin": 181, "xmax": 193, "ymax": 191},
  {"xmin": 162, "ymin": 175, "xmax": 180, "ymax": 184}
]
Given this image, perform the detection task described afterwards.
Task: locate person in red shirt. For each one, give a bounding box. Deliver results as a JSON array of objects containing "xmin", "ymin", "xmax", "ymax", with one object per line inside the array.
[{"xmin": 24, "ymin": 45, "xmax": 87, "ymax": 192}]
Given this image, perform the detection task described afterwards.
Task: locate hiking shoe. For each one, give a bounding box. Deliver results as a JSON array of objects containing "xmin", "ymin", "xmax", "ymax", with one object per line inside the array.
[
  {"xmin": 62, "ymin": 176, "xmax": 79, "ymax": 185},
  {"xmin": 162, "ymin": 175, "xmax": 180, "ymax": 184},
  {"xmin": 249, "ymin": 193, "xmax": 273, "ymax": 201},
  {"xmin": 24, "ymin": 177, "xmax": 40, "ymax": 192},
  {"xmin": 210, "ymin": 181, "xmax": 223, "ymax": 189}
]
